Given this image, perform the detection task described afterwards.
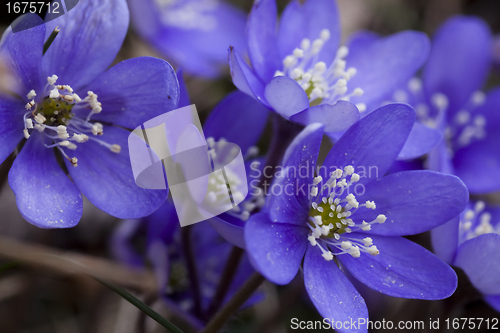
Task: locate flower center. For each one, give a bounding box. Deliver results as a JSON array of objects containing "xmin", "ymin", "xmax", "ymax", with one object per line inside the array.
[
  {"xmin": 306, "ymin": 165, "xmax": 386, "ymax": 261},
  {"xmin": 22, "ymin": 75, "xmax": 121, "ymax": 167},
  {"xmin": 275, "ymin": 29, "xmax": 365, "ymax": 111},
  {"xmin": 154, "ymin": 0, "xmax": 218, "ymax": 31},
  {"xmin": 459, "ymin": 201, "xmax": 500, "ymax": 244}
]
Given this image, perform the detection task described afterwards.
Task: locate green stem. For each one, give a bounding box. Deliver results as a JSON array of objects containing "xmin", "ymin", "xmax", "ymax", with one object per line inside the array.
[
  {"xmin": 97, "ymin": 278, "xmax": 185, "ymax": 333},
  {"xmin": 200, "ymin": 273, "xmax": 265, "ymax": 333},
  {"xmin": 43, "ymin": 26, "xmax": 60, "ymax": 55}
]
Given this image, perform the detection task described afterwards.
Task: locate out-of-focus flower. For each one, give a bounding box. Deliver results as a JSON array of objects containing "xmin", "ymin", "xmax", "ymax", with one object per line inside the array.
[
  {"xmin": 174, "ymin": 71, "xmax": 269, "ymax": 247},
  {"xmin": 432, "ymin": 200, "xmax": 500, "ymax": 313},
  {"xmin": 230, "ymin": 0, "xmax": 429, "ymax": 133},
  {"xmin": 386, "ymin": 16, "xmax": 500, "ymax": 194},
  {"xmin": 111, "ymin": 201, "xmax": 263, "ymax": 328},
  {"xmin": 0, "ymin": 0, "xmax": 179, "ymax": 228},
  {"xmin": 244, "ymin": 104, "xmax": 468, "ymax": 331},
  {"xmin": 128, "ymin": 0, "xmax": 247, "ymax": 78}
]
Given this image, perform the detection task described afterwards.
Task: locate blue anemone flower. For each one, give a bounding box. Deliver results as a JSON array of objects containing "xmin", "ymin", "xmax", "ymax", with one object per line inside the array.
[
  {"xmin": 385, "ymin": 16, "xmax": 500, "ymax": 194},
  {"xmin": 244, "ymin": 103, "xmax": 468, "ymax": 331},
  {"xmin": 111, "ymin": 201, "xmax": 263, "ymax": 329},
  {"xmin": 0, "ymin": 0, "xmax": 179, "ymax": 228},
  {"xmin": 229, "ymin": 0, "xmax": 429, "ymax": 132},
  {"xmin": 128, "ymin": 0, "xmax": 247, "ymax": 78},
  {"xmin": 432, "ymin": 200, "xmax": 500, "ymax": 313}
]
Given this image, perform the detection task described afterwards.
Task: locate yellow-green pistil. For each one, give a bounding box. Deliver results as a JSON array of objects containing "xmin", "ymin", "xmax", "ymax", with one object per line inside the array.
[{"xmin": 37, "ymin": 97, "xmax": 75, "ymax": 126}]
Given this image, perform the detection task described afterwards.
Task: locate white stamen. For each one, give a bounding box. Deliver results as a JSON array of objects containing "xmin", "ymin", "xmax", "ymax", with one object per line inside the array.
[
  {"xmin": 47, "ymin": 75, "xmax": 58, "ymax": 85},
  {"xmin": 367, "ymin": 246, "xmax": 379, "ymax": 256},
  {"xmin": 49, "ymin": 88, "xmax": 60, "ymax": 99},
  {"xmin": 34, "ymin": 114, "xmax": 46, "ymax": 124},
  {"xmin": 471, "ymin": 91, "xmax": 486, "ymax": 105}
]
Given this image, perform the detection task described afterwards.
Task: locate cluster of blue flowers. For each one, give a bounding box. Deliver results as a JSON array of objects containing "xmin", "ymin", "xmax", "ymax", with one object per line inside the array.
[{"xmin": 1, "ymin": 0, "xmax": 499, "ymax": 331}]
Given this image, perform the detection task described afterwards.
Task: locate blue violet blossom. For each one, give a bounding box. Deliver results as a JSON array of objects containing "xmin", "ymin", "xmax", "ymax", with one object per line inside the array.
[
  {"xmin": 230, "ymin": 0, "xmax": 429, "ymax": 133},
  {"xmin": 432, "ymin": 200, "xmax": 500, "ymax": 313},
  {"xmin": 244, "ymin": 103, "xmax": 468, "ymax": 331},
  {"xmin": 386, "ymin": 16, "xmax": 500, "ymax": 193},
  {"xmin": 0, "ymin": 0, "xmax": 179, "ymax": 228}
]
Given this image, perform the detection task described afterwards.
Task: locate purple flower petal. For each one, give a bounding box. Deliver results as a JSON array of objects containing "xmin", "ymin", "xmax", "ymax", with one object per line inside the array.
[
  {"xmin": 244, "ymin": 212, "xmax": 308, "ymax": 285},
  {"xmin": 398, "ymin": 122, "xmax": 442, "ymax": 160},
  {"xmin": 485, "ymin": 295, "xmax": 500, "ymax": 312},
  {"xmin": 430, "ymin": 217, "xmax": 460, "ymax": 264},
  {"xmin": 0, "ymin": 98, "xmax": 24, "ymax": 165},
  {"xmin": 427, "ymin": 140, "xmax": 455, "ymax": 174},
  {"xmin": 347, "ymin": 31, "xmax": 430, "ymax": 106},
  {"xmin": 346, "ymin": 31, "xmax": 380, "ymax": 55},
  {"xmin": 8, "ymin": 133, "xmax": 82, "ymax": 228},
  {"xmin": 269, "ymin": 123, "xmax": 324, "ymax": 226},
  {"xmin": 83, "ymin": 57, "xmax": 179, "ymax": 129},
  {"xmin": 264, "ymin": 76, "xmax": 309, "ymax": 118},
  {"xmin": 290, "ymin": 101, "xmax": 359, "ymax": 133},
  {"xmin": 423, "ymin": 16, "xmax": 492, "ymax": 115},
  {"xmin": 354, "ymin": 171, "xmax": 468, "ymax": 236},
  {"xmin": 321, "ymin": 103, "xmax": 415, "ymax": 185},
  {"xmin": 385, "ymin": 159, "xmax": 423, "ymax": 175},
  {"xmin": 277, "ymin": 0, "xmax": 340, "ymax": 66},
  {"xmin": 131, "ymin": 0, "xmax": 247, "ymax": 78},
  {"xmin": 42, "ymin": 0, "xmax": 129, "ymax": 90},
  {"xmin": 247, "ymin": 0, "xmax": 279, "ymax": 82},
  {"xmin": 454, "ymin": 233, "xmax": 500, "ymax": 295},
  {"xmin": 229, "ymin": 47, "xmax": 269, "ymax": 107},
  {"xmin": 0, "ymin": 14, "xmax": 45, "ymax": 96},
  {"xmin": 145, "ymin": 200, "xmax": 180, "ymax": 246},
  {"xmin": 66, "ymin": 125, "xmax": 168, "ymax": 219},
  {"xmin": 203, "ymin": 91, "xmax": 269, "ymax": 153},
  {"xmin": 453, "ymin": 136, "xmax": 500, "ymax": 194},
  {"xmin": 304, "ymin": 244, "xmax": 368, "ymax": 333},
  {"xmin": 127, "ymin": 0, "xmax": 160, "ymax": 38},
  {"xmin": 338, "ymin": 234, "xmax": 457, "ymax": 299}
]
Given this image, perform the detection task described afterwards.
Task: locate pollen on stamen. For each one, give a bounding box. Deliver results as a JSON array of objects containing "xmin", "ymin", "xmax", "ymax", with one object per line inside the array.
[
  {"xmin": 363, "ymin": 237, "xmax": 373, "ymax": 246},
  {"xmin": 432, "ymin": 93, "xmax": 449, "ymax": 110},
  {"xmin": 34, "ymin": 114, "xmax": 46, "ymax": 124},
  {"xmin": 367, "ymin": 245, "xmax": 379, "ymax": 256},
  {"xmin": 110, "ymin": 144, "xmax": 121, "ymax": 153}
]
